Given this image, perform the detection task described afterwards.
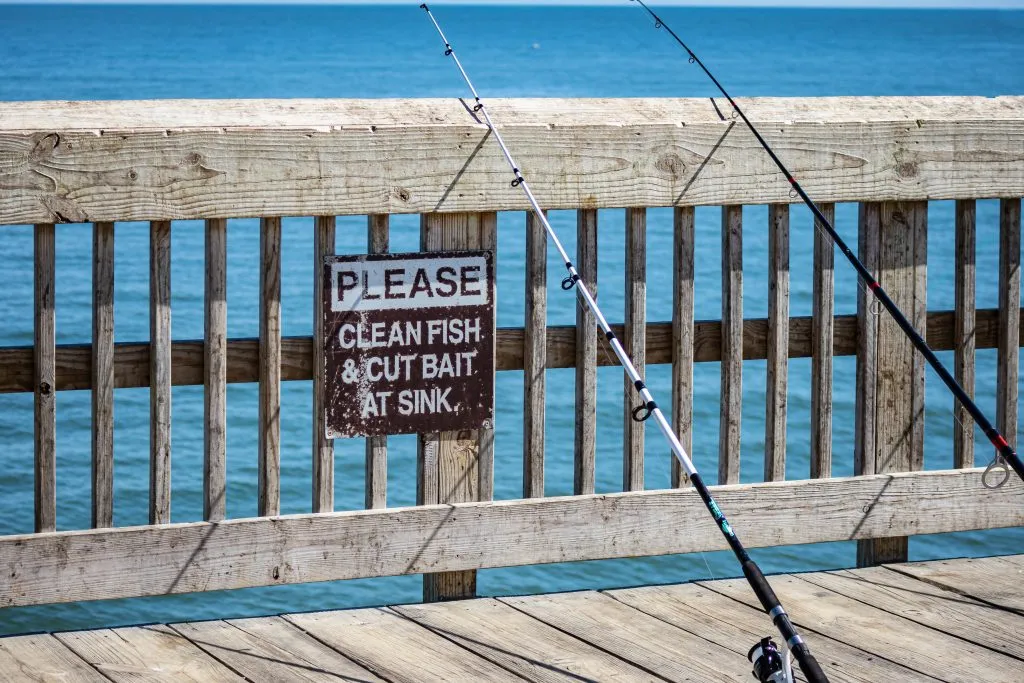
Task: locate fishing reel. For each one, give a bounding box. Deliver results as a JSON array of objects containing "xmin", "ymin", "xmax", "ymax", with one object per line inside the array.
[{"xmin": 748, "ymin": 637, "xmax": 795, "ymax": 683}]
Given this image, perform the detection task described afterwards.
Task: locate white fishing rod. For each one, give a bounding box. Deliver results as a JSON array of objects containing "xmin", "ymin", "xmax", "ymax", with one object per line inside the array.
[{"xmin": 419, "ymin": 5, "xmax": 827, "ymax": 682}]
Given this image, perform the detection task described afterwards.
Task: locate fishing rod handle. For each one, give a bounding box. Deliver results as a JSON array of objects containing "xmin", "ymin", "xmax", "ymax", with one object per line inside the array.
[{"xmin": 742, "ymin": 560, "xmax": 829, "ymax": 683}]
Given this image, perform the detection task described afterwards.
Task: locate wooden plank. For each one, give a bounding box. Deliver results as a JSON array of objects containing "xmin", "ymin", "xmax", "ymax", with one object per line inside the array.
[
  {"xmin": 523, "ymin": 211, "xmax": 546, "ymax": 499},
  {"xmin": 892, "ymin": 555, "xmax": 1024, "ymax": 613},
  {"xmin": 3, "ymin": 97, "xmax": 1024, "ymax": 224},
  {"xmin": 954, "ymin": 200, "xmax": 976, "ymax": 468},
  {"xmin": 720, "ymin": 205, "xmax": 743, "ymax": 485},
  {"xmin": 574, "ymin": 209, "xmax": 598, "ymax": 496},
  {"xmin": 998, "ymin": 197, "xmax": 1020, "ymax": 447},
  {"xmin": 801, "ymin": 565, "xmax": 1024, "ymax": 661},
  {"xmin": 765, "ymin": 204, "xmax": 789, "ymax": 482},
  {"xmin": 172, "ymin": 616, "xmax": 386, "ymax": 683},
  {"xmin": 911, "ymin": 202, "xmax": 928, "ymax": 474},
  {"xmin": 204, "ymin": 218, "xmax": 227, "ymax": 523},
  {"xmin": 286, "ymin": 608, "xmax": 518, "ymax": 682},
  {"xmin": 57, "ymin": 624, "xmax": 245, "ymax": 682},
  {"xmin": 478, "ymin": 216, "xmax": 497, "ymax": 503},
  {"xmin": 811, "ymin": 203, "xmax": 835, "ymax": 479},
  {"xmin": 855, "ymin": 203, "xmax": 881, "ymax": 480},
  {"xmin": 365, "ymin": 214, "xmax": 389, "ymax": 510},
  {"xmin": 34, "ymin": 222, "xmax": 56, "ymax": 533},
  {"xmin": 501, "ymin": 591, "xmax": 741, "ymax": 682},
  {"xmin": 606, "ymin": 581, "xmax": 935, "ymax": 683},
  {"xmin": 0, "ymin": 633, "xmax": 108, "ymax": 683},
  {"xmin": 258, "ymin": 217, "xmax": 281, "ymax": 518},
  {"xmin": 624, "ymin": 207, "xmax": 646, "ymax": 492},
  {"xmin": 672, "ymin": 206, "xmax": 695, "ymax": 488},
  {"xmin": 149, "ymin": 220, "xmax": 172, "ymax": 525},
  {"xmin": 4, "ymin": 468, "xmax": 1021, "ymax": 609},
  {"xmin": 91, "ymin": 221, "xmax": 115, "ymax": 529},
  {"xmin": 703, "ymin": 572, "xmax": 1022, "ymax": 682},
  {"xmin": 395, "ymin": 598, "xmax": 659, "ymax": 682},
  {"xmin": 0, "ymin": 308, "xmax": 1015, "ymax": 395},
  {"xmin": 312, "ymin": 215, "xmax": 335, "ymax": 514}
]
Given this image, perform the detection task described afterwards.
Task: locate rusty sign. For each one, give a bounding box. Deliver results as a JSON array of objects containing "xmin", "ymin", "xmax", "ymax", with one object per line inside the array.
[{"xmin": 322, "ymin": 250, "xmax": 495, "ymax": 439}]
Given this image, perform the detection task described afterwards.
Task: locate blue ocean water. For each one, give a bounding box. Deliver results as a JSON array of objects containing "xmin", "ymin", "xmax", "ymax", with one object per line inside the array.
[{"xmin": 0, "ymin": 4, "xmax": 1022, "ymax": 636}]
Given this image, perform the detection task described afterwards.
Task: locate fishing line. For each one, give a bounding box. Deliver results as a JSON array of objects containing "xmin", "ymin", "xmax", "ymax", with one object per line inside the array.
[
  {"xmin": 419, "ymin": 5, "xmax": 828, "ymax": 682},
  {"xmin": 630, "ymin": 0, "xmax": 1023, "ymax": 489}
]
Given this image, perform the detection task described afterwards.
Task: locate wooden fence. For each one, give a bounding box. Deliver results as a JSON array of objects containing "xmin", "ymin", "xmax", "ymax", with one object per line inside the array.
[{"xmin": 1, "ymin": 96, "xmax": 1023, "ymax": 608}]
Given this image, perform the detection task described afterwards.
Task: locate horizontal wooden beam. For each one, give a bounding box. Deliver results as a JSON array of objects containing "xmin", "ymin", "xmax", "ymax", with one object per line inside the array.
[
  {"xmin": 1, "ymin": 468, "xmax": 1020, "ymax": 608},
  {"xmin": 0, "ymin": 308, "xmax": 1010, "ymax": 394},
  {"xmin": 0, "ymin": 97, "xmax": 1022, "ymax": 223}
]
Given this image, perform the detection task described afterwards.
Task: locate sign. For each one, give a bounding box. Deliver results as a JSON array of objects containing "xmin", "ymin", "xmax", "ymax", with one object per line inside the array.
[{"xmin": 322, "ymin": 250, "xmax": 495, "ymax": 438}]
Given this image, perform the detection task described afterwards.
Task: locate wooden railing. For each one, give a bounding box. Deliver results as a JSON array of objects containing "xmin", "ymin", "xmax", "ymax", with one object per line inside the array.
[{"xmin": 1, "ymin": 96, "xmax": 1023, "ymax": 608}]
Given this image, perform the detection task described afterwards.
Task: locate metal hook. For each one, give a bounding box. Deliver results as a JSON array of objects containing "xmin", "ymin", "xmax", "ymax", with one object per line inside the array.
[{"xmin": 983, "ymin": 455, "xmax": 1010, "ymax": 489}]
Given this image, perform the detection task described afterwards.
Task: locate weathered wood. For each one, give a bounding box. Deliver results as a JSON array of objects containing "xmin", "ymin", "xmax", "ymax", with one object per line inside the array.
[
  {"xmin": 998, "ymin": 197, "xmax": 1020, "ymax": 448},
  {"xmin": 149, "ymin": 220, "xmax": 172, "ymax": 525},
  {"xmin": 3, "ymin": 97, "xmax": 1024, "ymax": 224},
  {"xmin": 312, "ymin": 215, "xmax": 335, "ymax": 514},
  {"xmin": 204, "ymin": 218, "xmax": 227, "ymax": 523},
  {"xmin": 624, "ymin": 207, "xmax": 646, "ymax": 492},
  {"xmin": 0, "ymin": 633, "xmax": 108, "ymax": 683},
  {"xmin": 477, "ymin": 217, "xmax": 497, "ymax": 502},
  {"xmin": 56, "ymin": 624, "xmax": 245, "ymax": 682},
  {"xmin": 720, "ymin": 205, "xmax": 743, "ymax": 485},
  {"xmin": 34, "ymin": 223, "xmax": 55, "ymax": 534},
  {"xmin": 258, "ymin": 217, "xmax": 281, "ymax": 518},
  {"xmin": 524, "ymin": 210, "xmax": 546, "ymax": 499},
  {"xmin": 501, "ymin": 591, "xmax": 741, "ymax": 682},
  {"xmin": 286, "ymin": 608, "xmax": 515, "ymax": 682},
  {"xmin": 954, "ymin": 200, "xmax": 976, "ymax": 468},
  {"xmin": 855, "ymin": 203, "xmax": 881, "ymax": 481},
  {"xmin": 574, "ymin": 209, "xmax": 598, "ymax": 496},
  {"xmin": 365, "ymin": 214, "xmax": 389, "ymax": 510},
  {"xmin": 672, "ymin": 207, "xmax": 695, "ymax": 488},
  {"xmin": 891, "ymin": 555, "xmax": 1024, "ymax": 613},
  {"xmin": 704, "ymin": 572, "xmax": 1021, "ymax": 682},
  {"xmin": 765, "ymin": 204, "xmax": 789, "ymax": 482},
  {"xmin": 811, "ymin": 203, "xmax": 835, "ymax": 479},
  {"xmin": 911, "ymin": 202, "xmax": 928, "ymax": 474},
  {"xmin": 172, "ymin": 616, "xmax": 386, "ymax": 683},
  {"xmin": 4, "ymin": 468, "xmax": 1021, "ymax": 609},
  {"xmin": 91, "ymin": 221, "xmax": 115, "ymax": 529},
  {"xmin": 395, "ymin": 598, "xmax": 658, "ymax": 682}
]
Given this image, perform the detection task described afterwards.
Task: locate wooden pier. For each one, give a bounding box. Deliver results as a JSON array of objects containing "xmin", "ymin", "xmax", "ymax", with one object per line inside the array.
[{"xmin": 1, "ymin": 554, "xmax": 1021, "ymax": 682}]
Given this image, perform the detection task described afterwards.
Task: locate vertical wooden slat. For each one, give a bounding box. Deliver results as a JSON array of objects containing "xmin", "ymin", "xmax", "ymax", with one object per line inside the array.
[
  {"xmin": 34, "ymin": 223, "xmax": 56, "ymax": 533},
  {"xmin": 92, "ymin": 222, "xmax": 115, "ymax": 529},
  {"xmin": 574, "ymin": 209, "xmax": 598, "ymax": 496},
  {"xmin": 365, "ymin": 214, "xmax": 389, "ymax": 510},
  {"xmin": 765, "ymin": 205, "xmax": 789, "ymax": 482},
  {"xmin": 523, "ymin": 211, "xmax": 547, "ymax": 498},
  {"xmin": 997, "ymin": 198, "xmax": 1021, "ymax": 449},
  {"xmin": 419, "ymin": 211, "xmax": 495, "ymax": 602},
  {"xmin": 719, "ymin": 205, "xmax": 743, "ymax": 485},
  {"xmin": 312, "ymin": 216, "xmax": 335, "ymax": 513},
  {"xmin": 953, "ymin": 200, "xmax": 976, "ymax": 469},
  {"xmin": 204, "ymin": 218, "xmax": 227, "ymax": 522},
  {"xmin": 671, "ymin": 207, "xmax": 695, "ymax": 488},
  {"xmin": 258, "ymin": 217, "xmax": 281, "ymax": 517},
  {"xmin": 149, "ymin": 220, "xmax": 172, "ymax": 525},
  {"xmin": 855, "ymin": 203, "xmax": 880, "ymax": 480},
  {"xmin": 478, "ymin": 216, "xmax": 497, "ymax": 503},
  {"xmin": 623, "ymin": 208, "xmax": 646, "ymax": 492},
  {"xmin": 811, "ymin": 203, "xmax": 835, "ymax": 479},
  {"xmin": 910, "ymin": 203, "xmax": 928, "ymax": 474}
]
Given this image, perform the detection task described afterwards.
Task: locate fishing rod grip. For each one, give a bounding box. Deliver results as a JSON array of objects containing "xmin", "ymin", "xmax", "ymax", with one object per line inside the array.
[{"xmin": 742, "ymin": 560, "xmax": 830, "ymax": 683}]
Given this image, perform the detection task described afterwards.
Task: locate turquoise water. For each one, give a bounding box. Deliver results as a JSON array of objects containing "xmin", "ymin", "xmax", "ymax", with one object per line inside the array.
[{"xmin": 0, "ymin": 4, "xmax": 1022, "ymax": 635}]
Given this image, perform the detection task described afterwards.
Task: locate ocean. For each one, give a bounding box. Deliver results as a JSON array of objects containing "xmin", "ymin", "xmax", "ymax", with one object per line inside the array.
[{"xmin": 0, "ymin": 3, "xmax": 1022, "ymax": 635}]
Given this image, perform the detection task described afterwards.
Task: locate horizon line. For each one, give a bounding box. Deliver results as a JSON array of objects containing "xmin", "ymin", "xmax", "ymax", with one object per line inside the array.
[{"xmin": 2, "ymin": 0, "xmax": 1023, "ymax": 8}]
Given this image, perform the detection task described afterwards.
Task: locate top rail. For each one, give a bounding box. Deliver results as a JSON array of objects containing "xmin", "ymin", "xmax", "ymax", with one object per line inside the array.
[{"xmin": 1, "ymin": 96, "xmax": 1022, "ymax": 224}]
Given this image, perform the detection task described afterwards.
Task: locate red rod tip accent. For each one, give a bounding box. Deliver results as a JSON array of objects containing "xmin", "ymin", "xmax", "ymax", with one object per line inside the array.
[{"xmin": 993, "ymin": 434, "xmax": 1010, "ymax": 450}]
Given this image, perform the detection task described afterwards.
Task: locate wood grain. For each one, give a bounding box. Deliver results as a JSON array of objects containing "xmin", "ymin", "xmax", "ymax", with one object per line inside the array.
[
  {"xmin": 954, "ymin": 200, "xmax": 976, "ymax": 468},
  {"xmin": 204, "ymin": 218, "xmax": 227, "ymax": 522},
  {"xmin": 92, "ymin": 221, "xmax": 115, "ymax": 529},
  {"xmin": 524, "ymin": 210, "xmax": 546, "ymax": 499},
  {"xmin": 720, "ymin": 205, "xmax": 743, "ymax": 485},
  {"xmin": 574, "ymin": 209, "xmax": 598, "ymax": 495},
  {"xmin": 149, "ymin": 220, "xmax": 172, "ymax": 525},
  {"xmin": 855, "ymin": 203, "xmax": 881, "ymax": 481},
  {"xmin": 0, "ymin": 633, "xmax": 108, "ymax": 683},
  {"xmin": 623, "ymin": 207, "xmax": 646, "ymax": 492},
  {"xmin": 765, "ymin": 204, "xmax": 789, "ymax": 482},
  {"xmin": 258, "ymin": 217, "xmax": 281, "ymax": 517},
  {"xmin": 312, "ymin": 215, "xmax": 335, "ymax": 514},
  {"xmin": 811, "ymin": 203, "xmax": 835, "ymax": 479},
  {"xmin": 4, "ymin": 468, "xmax": 1020, "ymax": 608},
  {"xmin": 998, "ymin": 197, "xmax": 1020, "ymax": 448},
  {"xmin": 365, "ymin": 214, "xmax": 389, "ymax": 510},
  {"xmin": 34, "ymin": 223, "xmax": 55, "ymax": 533}
]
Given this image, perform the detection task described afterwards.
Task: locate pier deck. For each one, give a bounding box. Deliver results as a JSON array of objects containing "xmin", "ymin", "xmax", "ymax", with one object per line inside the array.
[{"xmin": 2, "ymin": 554, "xmax": 1021, "ymax": 682}]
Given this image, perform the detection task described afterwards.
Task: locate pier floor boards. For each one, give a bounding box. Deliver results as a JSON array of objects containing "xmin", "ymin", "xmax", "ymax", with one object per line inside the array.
[{"xmin": 2, "ymin": 554, "xmax": 1021, "ymax": 682}]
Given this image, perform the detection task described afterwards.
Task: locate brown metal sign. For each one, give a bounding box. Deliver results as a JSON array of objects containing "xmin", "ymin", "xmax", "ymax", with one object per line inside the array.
[{"xmin": 322, "ymin": 250, "xmax": 495, "ymax": 439}]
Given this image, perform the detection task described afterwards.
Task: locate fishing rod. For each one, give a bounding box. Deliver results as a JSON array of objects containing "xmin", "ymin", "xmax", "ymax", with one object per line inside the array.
[
  {"xmin": 419, "ymin": 5, "xmax": 828, "ymax": 683},
  {"xmin": 630, "ymin": 0, "xmax": 1024, "ymax": 491}
]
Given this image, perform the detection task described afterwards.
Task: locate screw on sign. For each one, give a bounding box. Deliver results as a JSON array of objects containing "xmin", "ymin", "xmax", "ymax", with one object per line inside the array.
[{"xmin": 322, "ymin": 250, "xmax": 495, "ymax": 438}]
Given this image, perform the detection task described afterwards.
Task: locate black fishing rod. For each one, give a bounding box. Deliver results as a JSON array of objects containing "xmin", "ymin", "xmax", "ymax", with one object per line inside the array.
[
  {"xmin": 631, "ymin": 0, "xmax": 1024, "ymax": 490},
  {"xmin": 419, "ymin": 5, "xmax": 828, "ymax": 683}
]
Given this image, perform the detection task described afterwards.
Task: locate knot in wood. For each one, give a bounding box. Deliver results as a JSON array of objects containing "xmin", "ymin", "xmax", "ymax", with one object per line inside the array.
[
  {"xmin": 895, "ymin": 161, "xmax": 919, "ymax": 179},
  {"xmin": 38, "ymin": 381, "xmax": 51, "ymax": 395},
  {"xmin": 655, "ymin": 153, "xmax": 686, "ymax": 179},
  {"xmin": 185, "ymin": 152, "xmax": 203, "ymax": 167}
]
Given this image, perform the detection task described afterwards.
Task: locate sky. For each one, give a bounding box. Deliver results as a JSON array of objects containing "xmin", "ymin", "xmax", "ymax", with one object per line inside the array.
[{"xmin": 4, "ymin": 0, "xmax": 1024, "ymax": 6}]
